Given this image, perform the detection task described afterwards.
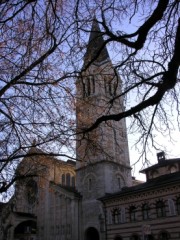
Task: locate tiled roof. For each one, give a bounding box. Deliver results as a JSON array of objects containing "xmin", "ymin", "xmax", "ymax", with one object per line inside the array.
[
  {"xmin": 140, "ymin": 158, "xmax": 180, "ymax": 173},
  {"xmin": 50, "ymin": 181, "xmax": 82, "ymax": 198}
]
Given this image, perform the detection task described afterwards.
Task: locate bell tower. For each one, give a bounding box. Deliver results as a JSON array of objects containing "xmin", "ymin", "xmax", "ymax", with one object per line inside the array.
[
  {"xmin": 76, "ymin": 19, "xmax": 132, "ymax": 191},
  {"xmin": 76, "ymin": 19, "xmax": 132, "ymax": 239}
]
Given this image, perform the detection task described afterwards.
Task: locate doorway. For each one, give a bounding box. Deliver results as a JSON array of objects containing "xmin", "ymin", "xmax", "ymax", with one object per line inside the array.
[
  {"xmin": 85, "ymin": 227, "xmax": 99, "ymax": 240},
  {"xmin": 14, "ymin": 220, "xmax": 37, "ymax": 240}
]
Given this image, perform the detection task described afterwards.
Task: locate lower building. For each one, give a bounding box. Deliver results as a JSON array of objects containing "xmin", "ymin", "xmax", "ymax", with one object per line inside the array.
[
  {"xmin": 0, "ymin": 147, "xmax": 81, "ymax": 240},
  {"xmin": 99, "ymin": 152, "xmax": 180, "ymax": 240},
  {"xmin": 1, "ymin": 151, "xmax": 180, "ymax": 240}
]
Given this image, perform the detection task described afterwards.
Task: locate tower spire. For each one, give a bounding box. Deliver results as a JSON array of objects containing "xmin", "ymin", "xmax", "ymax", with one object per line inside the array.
[{"xmin": 84, "ymin": 18, "xmax": 110, "ymax": 66}]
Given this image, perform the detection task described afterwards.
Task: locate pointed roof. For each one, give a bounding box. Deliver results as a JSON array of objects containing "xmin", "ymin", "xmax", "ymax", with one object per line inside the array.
[{"xmin": 83, "ymin": 18, "xmax": 110, "ymax": 67}]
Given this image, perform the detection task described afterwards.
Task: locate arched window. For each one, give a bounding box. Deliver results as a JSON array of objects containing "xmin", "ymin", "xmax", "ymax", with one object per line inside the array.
[
  {"xmin": 116, "ymin": 175, "xmax": 125, "ymax": 190},
  {"xmin": 142, "ymin": 203, "xmax": 150, "ymax": 220},
  {"xmin": 176, "ymin": 197, "xmax": 180, "ymax": 214},
  {"xmin": 109, "ymin": 82, "xmax": 113, "ymax": 95},
  {"xmin": 83, "ymin": 76, "xmax": 95, "ymax": 97},
  {"xmin": 88, "ymin": 178, "xmax": 92, "ymax": 191},
  {"xmin": 87, "ymin": 77, "xmax": 91, "ymax": 96},
  {"xmin": 89, "ymin": 76, "xmax": 95, "ymax": 94},
  {"xmin": 151, "ymin": 170, "xmax": 158, "ymax": 178},
  {"xmin": 156, "ymin": 200, "xmax": 166, "ymax": 218},
  {"xmin": 66, "ymin": 173, "xmax": 70, "ymax": 186},
  {"xmin": 169, "ymin": 165, "xmax": 177, "ymax": 173},
  {"xmin": 158, "ymin": 231, "xmax": 170, "ymax": 240},
  {"xmin": 117, "ymin": 177, "xmax": 121, "ymax": 189},
  {"xmin": 112, "ymin": 208, "xmax": 121, "ymax": 224},
  {"xmin": 26, "ymin": 180, "xmax": 38, "ymax": 205},
  {"xmin": 129, "ymin": 206, "xmax": 136, "ymax": 221},
  {"xmin": 168, "ymin": 198, "xmax": 176, "ymax": 216},
  {"xmin": 82, "ymin": 81, "xmax": 86, "ymax": 97},
  {"xmin": 82, "ymin": 78, "xmax": 89, "ymax": 97},
  {"xmin": 104, "ymin": 77, "xmax": 117, "ymax": 96},
  {"xmin": 108, "ymin": 81, "xmax": 117, "ymax": 96},
  {"xmin": 72, "ymin": 176, "xmax": 75, "ymax": 187},
  {"xmin": 62, "ymin": 174, "xmax": 65, "ymax": 185}
]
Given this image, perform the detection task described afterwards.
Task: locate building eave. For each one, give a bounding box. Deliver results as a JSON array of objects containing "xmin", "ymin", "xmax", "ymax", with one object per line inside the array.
[
  {"xmin": 139, "ymin": 158, "xmax": 180, "ymax": 174},
  {"xmin": 99, "ymin": 171, "xmax": 180, "ymax": 202}
]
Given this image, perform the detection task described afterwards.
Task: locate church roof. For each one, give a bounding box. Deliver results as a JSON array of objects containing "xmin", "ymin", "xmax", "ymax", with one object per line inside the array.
[
  {"xmin": 140, "ymin": 158, "xmax": 180, "ymax": 173},
  {"xmin": 22, "ymin": 146, "xmax": 76, "ymax": 167},
  {"xmin": 83, "ymin": 18, "xmax": 110, "ymax": 67},
  {"xmin": 50, "ymin": 181, "xmax": 82, "ymax": 198}
]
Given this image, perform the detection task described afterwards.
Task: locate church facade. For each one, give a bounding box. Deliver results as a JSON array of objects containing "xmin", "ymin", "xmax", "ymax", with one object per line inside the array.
[{"xmin": 1, "ymin": 20, "xmax": 180, "ymax": 240}]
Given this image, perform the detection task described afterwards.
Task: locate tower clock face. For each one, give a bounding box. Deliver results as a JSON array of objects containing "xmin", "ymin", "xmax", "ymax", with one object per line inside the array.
[{"xmin": 26, "ymin": 180, "xmax": 38, "ymax": 205}]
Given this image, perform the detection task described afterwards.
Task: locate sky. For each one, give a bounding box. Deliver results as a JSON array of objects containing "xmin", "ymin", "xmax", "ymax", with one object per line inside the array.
[{"xmin": 128, "ymin": 125, "xmax": 180, "ymax": 181}]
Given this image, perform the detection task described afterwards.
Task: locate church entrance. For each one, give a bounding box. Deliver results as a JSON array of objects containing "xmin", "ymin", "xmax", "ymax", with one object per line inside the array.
[
  {"xmin": 14, "ymin": 220, "xmax": 37, "ymax": 240},
  {"xmin": 144, "ymin": 235, "xmax": 154, "ymax": 240},
  {"xmin": 85, "ymin": 227, "xmax": 99, "ymax": 240}
]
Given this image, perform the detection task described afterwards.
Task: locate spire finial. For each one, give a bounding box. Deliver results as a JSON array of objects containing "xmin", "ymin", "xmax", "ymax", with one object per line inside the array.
[{"xmin": 83, "ymin": 18, "xmax": 110, "ymax": 67}]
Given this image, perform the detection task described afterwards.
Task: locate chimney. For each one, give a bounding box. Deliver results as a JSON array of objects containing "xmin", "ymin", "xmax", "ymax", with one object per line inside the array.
[{"xmin": 157, "ymin": 151, "xmax": 166, "ymax": 163}]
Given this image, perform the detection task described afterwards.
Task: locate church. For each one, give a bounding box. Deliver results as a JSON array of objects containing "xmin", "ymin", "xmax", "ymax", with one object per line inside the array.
[{"xmin": 1, "ymin": 19, "xmax": 180, "ymax": 240}]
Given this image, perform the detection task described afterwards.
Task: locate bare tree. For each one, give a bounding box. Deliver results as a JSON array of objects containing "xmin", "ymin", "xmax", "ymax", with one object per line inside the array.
[
  {"xmin": 0, "ymin": 0, "xmax": 180, "ymax": 196},
  {"xmin": 0, "ymin": 0, "xmax": 79, "ymax": 197}
]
